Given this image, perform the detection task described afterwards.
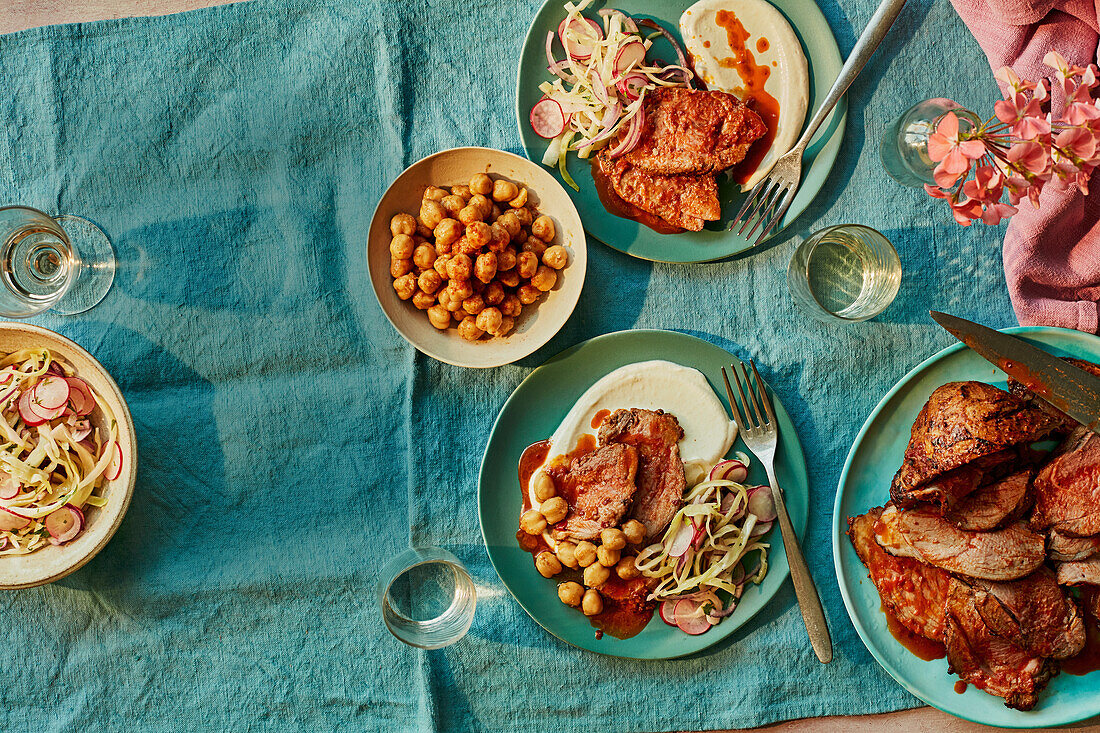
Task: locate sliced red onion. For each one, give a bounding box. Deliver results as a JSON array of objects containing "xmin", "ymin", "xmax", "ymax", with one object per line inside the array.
[
  {"xmin": 607, "ymin": 107, "xmax": 645, "ymax": 158},
  {"xmin": 0, "ymin": 382, "xmax": 19, "ymax": 405},
  {"xmin": 598, "ymin": 8, "xmax": 638, "ymax": 34},
  {"xmin": 46, "ymin": 362, "xmax": 65, "ymax": 377},
  {"xmin": 107, "ymin": 442, "xmax": 123, "ymax": 481},
  {"xmin": 659, "ymin": 67, "xmax": 693, "ymax": 85},
  {"xmin": 746, "ymin": 485, "xmax": 777, "ymax": 522},
  {"xmin": 636, "ymin": 18, "xmax": 689, "ymax": 73},
  {"xmin": 576, "ymin": 102, "xmax": 621, "ymax": 151},
  {"xmin": 544, "ymin": 30, "xmax": 557, "ymax": 68},
  {"xmin": 719, "ymin": 491, "xmax": 745, "ymax": 520},
  {"xmin": 708, "ymin": 597, "xmax": 738, "ymax": 619},
  {"xmin": 70, "ymin": 419, "xmax": 92, "ymax": 443},
  {"xmin": 730, "ymin": 562, "xmax": 746, "ymax": 585},
  {"xmin": 692, "ymin": 525, "xmax": 706, "ymax": 549},
  {"xmin": 616, "ymin": 73, "xmax": 648, "ymax": 101}
]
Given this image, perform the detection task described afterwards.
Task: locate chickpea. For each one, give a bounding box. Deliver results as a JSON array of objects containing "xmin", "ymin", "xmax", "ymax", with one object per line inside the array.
[
  {"xmin": 531, "ymin": 265, "xmax": 557, "ymax": 292},
  {"xmin": 470, "ymin": 173, "xmax": 493, "ymax": 196},
  {"xmin": 419, "ymin": 200, "xmax": 446, "ymax": 230},
  {"xmin": 535, "ymin": 551, "xmax": 562, "ymax": 578},
  {"xmin": 474, "ymin": 251, "xmax": 498, "ymax": 284},
  {"xmin": 458, "ymin": 205, "xmax": 483, "ymax": 226},
  {"xmin": 584, "ymin": 562, "xmax": 610, "ymax": 589},
  {"xmin": 542, "ymin": 245, "xmax": 568, "ymax": 270},
  {"xmin": 517, "ymin": 251, "xmax": 539, "ymax": 279},
  {"xmin": 450, "ymin": 278, "xmax": 474, "ymax": 301},
  {"xmin": 417, "ymin": 269, "xmax": 443, "ymax": 295},
  {"xmin": 454, "ymin": 307, "xmax": 473, "ymax": 321},
  {"xmin": 597, "ymin": 544, "xmax": 621, "ymax": 567},
  {"xmin": 469, "ymin": 194, "xmax": 494, "ymax": 218},
  {"xmin": 531, "ymin": 215, "xmax": 556, "ymax": 242},
  {"xmin": 497, "ymin": 211, "xmax": 522, "ymax": 238},
  {"xmin": 412, "ymin": 244, "xmax": 436, "ymax": 271},
  {"xmin": 533, "ymin": 473, "xmax": 556, "ymax": 502},
  {"xmin": 496, "ymin": 316, "xmax": 515, "ymax": 336},
  {"xmin": 439, "ymin": 287, "xmax": 464, "ymax": 312},
  {"xmin": 498, "ymin": 269, "xmax": 520, "ymax": 288},
  {"xmin": 522, "ymin": 236, "xmax": 548, "ymax": 257},
  {"xmin": 390, "ymin": 213, "xmax": 416, "ymax": 237},
  {"xmin": 556, "ymin": 541, "xmax": 579, "ymax": 569},
  {"xmin": 540, "ymin": 496, "xmax": 568, "ymax": 524},
  {"xmin": 390, "ymin": 258, "xmax": 413, "ymax": 278},
  {"xmin": 519, "ymin": 509, "xmax": 547, "ymax": 535},
  {"xmin": 434, "ymin": 218, "xmax": 463, "ymax": 247},
  {"xmin": 441, "ymin": 195, "xmax": 466, "ymax": 216},
  {"xmin": 433, "ymin": 253, "xmax": 451, "ymax": 277},
  {"xmin": 621, "ymin": 520, "xmax": 646, "ymax": 545},
  {"xmin": 412, "ymin": 290, "xmax": 436, "ymax": 310},
  {"xmin": 476, "ymin": 306, "xmax": 503, "ymax": 334},
  {"xmin": 616, "ymin": 556, "xmax": 641, "ymax": 580},
  {"xmin": 461, "ymin": 293, "xmax": 486, "ymax": 315},
  {"xmin": 466, "ymin": 221, "xmax": 491, "ymax": 249},
  {"xmin": 427, "ymin": 305, "xmax": 451, "ymax": 330},
  {"xmin": 390, "ymin": 234, "xmax": 415, "ymax": 259},
  {"xmin": 582, "ymin": 589, "xmax": 604, "ymax": 616},
  {"xmin": 505, "ymin": 295, "xmax": 525, "ymax": 319},
  {"xmin": 434, "ymin": 238, "xmax": 452, "ymax": 257},
  {"xmin": 423, "ymin": 185, "xmax": 448, "ymax": 202},
  {"xmin": 497, "ymin": 248, "xmax": 517, "ymax": 271},
  {"xmin": 600, "ymin": 528, "xmax": 627, "ymax": 551},
  {"xmin": 517, "ymin": 283, "xmax": 541, "ymax": 305},
  {"xmin": 484, "ymin": 281, "xmax": 505, "ymax": 305},
  {"xmin": 509, "ymin": 187, "xmax": 528, "ymax": 208},
  {"xmin": 513, "ymin": 229, "xmax": 528, "ymax": 245},
  {"xmin": 457, "ymin": 316, "xmax": 484, "ymax": 342},
  {"xmin": 413, "ymin": 234, "xmax": 430, "ymax": 247},
  {"xmin": 450, "ymin": 184, "xmax": 472, "ymax": 200},
  {"xmin": 447, "ymin": 254, "xmax": 473, "ymax": 281},
  {"xmin": 574, "ymin": 541, "xmax": 598, "ymax": 568},
  {"xmin": 488, "ymin": 223, "xmax": 511, "ymax": 252},
  {"xmin": 392, "ymin": 273, "xmax": 417, "ymax": 300},
  {"xmin": 491, "ymin": 204, "xmax": 503, "ymax": 220},
  {"xmin": 558, "ymin": 581, "xmax": 584, "ymax": 607},
  {"xmin": 492, "ymin": 179, "xmax": 520, "ymax": 202}
]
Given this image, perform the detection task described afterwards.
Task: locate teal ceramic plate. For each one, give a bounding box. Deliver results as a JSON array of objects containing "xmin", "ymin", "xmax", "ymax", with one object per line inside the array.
[
  {"xmin": 833, "ymin": 326, "xmax": 1100, "ymax": 727},
  {"xmin": 479, "ymin": 329, "xmax": 808, "ymax": 658},
  {"xmin": 514, "ymin": 0, "xmax": 845, "ymax": 263}
]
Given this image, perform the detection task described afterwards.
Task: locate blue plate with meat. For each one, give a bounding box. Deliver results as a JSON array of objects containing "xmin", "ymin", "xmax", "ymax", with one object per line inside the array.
[{"xmin": 834, "ymin": 326, "xmax": 1100, "ymax": 727}]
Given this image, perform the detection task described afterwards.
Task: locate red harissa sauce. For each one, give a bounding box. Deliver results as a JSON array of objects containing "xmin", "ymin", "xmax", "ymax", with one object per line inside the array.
[{"xmin": 881, "ymin": 603, "xmax": 945, "ymax": 661}]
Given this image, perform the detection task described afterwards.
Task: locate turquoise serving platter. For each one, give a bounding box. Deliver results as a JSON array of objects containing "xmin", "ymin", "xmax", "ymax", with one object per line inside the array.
[
  {"xmin": 479, "ymin": 329, "xmax": 808, "ymax": 658},
  {"xmin": 834, "ymin": 326, "xmax": 1100, "ymax": 727},
  {"xmin": 514, "ymin": 0, "xmax": 846, "ymax": 263}
]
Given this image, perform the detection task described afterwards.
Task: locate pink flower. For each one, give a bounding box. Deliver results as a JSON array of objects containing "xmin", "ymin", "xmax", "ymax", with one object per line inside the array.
[
  {"xmin": 1007, "ymin": 140, "xmax": 1050, "ymax": 175},
  {"xmin": 950, "ymin": 197, "xmax": 983, "ymax": 226},
  {"xmin": 1055, "ymin": 126, "xmax": 1098, "ymax": 160},
  {"xmin": 995, "ymin": 66, "xmax": 1037, "ymax": 95},
  {"xmin": 1064, "ymin": 100, "xmax": 1100, "ymax": 126},
  {"xmin": 928, "ymin": 112, "xmax": 986, "ymax": 186},
  {"xmin": 962, "ymin": 165, "xmax": 1003, "ymax": 202},
  {"xmin": 981, "ymin": 201, "xmax": 1018, "ymax": 225},
  {"xmin": 923, "ymin": 184, "xmax": 950, "ymax": 200}
]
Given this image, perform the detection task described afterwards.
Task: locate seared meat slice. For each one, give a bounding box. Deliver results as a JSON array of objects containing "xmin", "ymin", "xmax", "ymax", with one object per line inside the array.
[
  {"xmin": 594, "ymin": 153, "xmax": 718, "ymax": 232},
  {"xmin": 891, "ymin": 382, "xmax": 1063, "ymax": 511},
  {"xmin": 848, "ymin": 507, "xmax": 951, "ymax": 640},
  {"xmin": 1008, "ymin": 357, "xmax": 1100, "ymax": 431},
  {"xmin": 945, "ymin": 578, "xmax": 1056, "ymax": 711},
  {"xmin": 966, "ymin": 569, "xmax": 1085, "ymax": 659},
  {"xmin": 1056, "ymin": 557, "xmax": 1100, "ymax": 586},
  {"xmin": 1048, "ymin": 529, "xmax": 1100, "ymax": 562},
  {"xmin": 546, "ymin": 443, "xmax": 639, "ymax": 541},
  {"xmin": 1032, "ymin": 427, "xmax": 1100, "ymax": 536},
  {"xmin": 598, "ymin": 408, "xmax": 685, "ymax": 541},
  {"xmin": 618, "ymin": 87, "xmax": 766, "ymax": 175},
  {"xmin": 877, "ymin": 505, "xmax": 1045, "ymax": 581},
  {"xmin": 1079, "ymin": 585, "xmax": 1100, "ymax": 619},
  {"xmin": 945, "ymin": 468, "xmax": 1033, "ymax": 531}
]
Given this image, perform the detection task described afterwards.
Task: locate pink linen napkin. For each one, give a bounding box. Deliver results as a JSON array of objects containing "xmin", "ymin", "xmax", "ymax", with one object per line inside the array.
[{"xmin": 950, "ymin": 0, "xmax": 1100, "ymax": 333}]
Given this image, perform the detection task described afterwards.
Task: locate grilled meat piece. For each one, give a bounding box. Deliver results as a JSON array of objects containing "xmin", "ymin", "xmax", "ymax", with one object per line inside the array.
[
  {"xmin": 891, "ymin": 382, "xmax": 1063, "ymax": 511},
  {"xmin": 1008, "ymin": 357, "xmax": 1100, "ymax": 431},
  {"xmin": 965, "ymin": 569, "xmax": 1085, "ymax": 659},
  {"xmin": 848, "ymin": 507, "xmax": 951, "ymax": 640},
  {"xmin": 945, "ymin": 578, "xmax": 1056, "ymax": 711},
  {"xmin": 598, "ymin": 408, "xmax": 685, "ymax": 541},
  {"xmin": 547, "ymin": 443, "xmax": 639, "ymax": 541},
  {"xmin": 876, "ymin": 504, "xmax": 1045, "ymax": 581},
  {"xmin": 1056, "ymin": 557, "xmax": 1100, "ymax": 586},
  {"xmin": 594, "ymin": 153, "xmax": 719, "ymax": 232},
  {"xmin": 1032, "ymin": 427, "xmax": 1100, "ymax": 536},
  {"xmin": 618, "ymin": 87, "xmax": 767, "ymax": 176},
  {"xmin": 944, "ymin": 468, "xmax": 1033, "ymax": 531},
  {"xmin": 1048, "ymin": 529, "xmax": 1100, "ymax": 562}
]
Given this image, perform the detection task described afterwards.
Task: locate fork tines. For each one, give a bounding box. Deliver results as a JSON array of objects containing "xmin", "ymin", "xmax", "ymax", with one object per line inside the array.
[
  {"xmin": 728, "ymin": 180, "xmax": 794, "ymax": 244},
  {"xmin": 721, "ymin": 360, "xmax": 777, "ymax": 433}
]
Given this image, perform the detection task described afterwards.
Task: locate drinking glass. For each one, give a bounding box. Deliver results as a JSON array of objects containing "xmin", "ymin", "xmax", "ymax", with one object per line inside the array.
[
  {"xmin": 378, "ymin": 547, "xmax": 477, "ymax": 649},
  {"xmin": 880, "ymin": 98, "xmax": 981, "ymax": 187},
  {"xmin": 787, "ymin": 224, "xmax": 901, "ymax": 323},
  {"xmin": 0, "ymin": 206, "xmax": 116, "ymax": 317}
]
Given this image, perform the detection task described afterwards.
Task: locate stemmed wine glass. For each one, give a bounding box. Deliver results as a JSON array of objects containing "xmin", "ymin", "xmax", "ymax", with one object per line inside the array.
[{"xmin": 0, "ymin": 205, "xmax": 116, "ymax": 318}]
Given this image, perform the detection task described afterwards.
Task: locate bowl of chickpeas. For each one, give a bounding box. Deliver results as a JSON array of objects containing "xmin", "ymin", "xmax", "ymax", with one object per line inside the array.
[{"xmin": 369, "ymin": 147, "xmax": 586, "ymax": 368}]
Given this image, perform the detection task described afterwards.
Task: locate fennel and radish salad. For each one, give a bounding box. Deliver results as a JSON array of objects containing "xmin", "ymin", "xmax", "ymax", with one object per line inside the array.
[
  {"xmin": 0, "ymin": 349, "xmax": 121, "ymax": 555},
  {"xmin": 636, "ymin": 457, "xmax": 774, "ymax": 635},
  {"xmin": 530, "ymin": 0, "xmax": 693, "ymax": 189}
]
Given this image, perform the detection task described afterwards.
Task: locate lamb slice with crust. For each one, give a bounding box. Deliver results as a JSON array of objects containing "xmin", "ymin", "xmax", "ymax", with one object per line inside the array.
[
  {"xmin": 848, "ymin": 507, "xmax": 951, "ymax": 641},
  {"xmin": 1048, "ymin": 529, "xmax": 1100, "ymax": 562},
  {"xmin": 944, "ymin": 468, "xmax": 1033, "ymax": 531},
  {"xmin": 598, "ymin": 408, "xmax": 685, "ymax": 541},
  {"xmin": 1055, "ymin": 557, "xmax": 1100, "ymax": 586},
  {"xmin": 546, "ymin": 443, "xmax": 639, "ymax": 541},
  {"xmin": 1032, "ymin": 427, "xmax": 1100, "ymax": 536},
  {"xmin": 965, "ymin": 569, "xmax": 1085, "ymax": 659},
  {"xmin": 594, "ymin": 153, "xmax": 718, "ymax": 232},
  {"xmin": 945, "ymin": 578, "xmax": 1056, "ymax": 711}
]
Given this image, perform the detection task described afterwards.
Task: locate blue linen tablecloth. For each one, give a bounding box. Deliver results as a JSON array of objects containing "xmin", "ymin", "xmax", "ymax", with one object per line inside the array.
[{"xmin": 0, "ymin": 0, "xmax": 1014, "ymax": 730}]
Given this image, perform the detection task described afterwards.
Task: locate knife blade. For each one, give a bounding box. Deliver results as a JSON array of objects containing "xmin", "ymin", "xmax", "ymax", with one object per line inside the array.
[{"xmin": 930, "ymin": 311, "xmax": 1100, "ymax": 435}]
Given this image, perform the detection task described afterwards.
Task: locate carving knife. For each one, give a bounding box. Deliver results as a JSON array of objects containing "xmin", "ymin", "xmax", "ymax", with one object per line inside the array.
[{"xmin": 930, "ymin": 311, "xmax": 1100, "ymax": 436}]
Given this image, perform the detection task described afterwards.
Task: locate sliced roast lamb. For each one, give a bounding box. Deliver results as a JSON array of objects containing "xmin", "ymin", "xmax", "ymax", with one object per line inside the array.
[
  {"xmin": 964, "ymin": 569, "xmax": 1085, "ymax": 660},
  {"xmin": 1047, "ymin": 529, "xmax": 1100, "ymax": 563},
  {"xmin": 1055, "ymin": 557, "xmax": 1100, "ymax": 586},
  {"xmin": 944, "ymin": 468, "xmax": 1033, "ymax": 531},
  {"xmin": 1032, "ymin": 427, "xmax": 1100, "ymax": 536},
  {"xmin": 547, "ymin": 443, "xmax": 639, "ymax": 541}
]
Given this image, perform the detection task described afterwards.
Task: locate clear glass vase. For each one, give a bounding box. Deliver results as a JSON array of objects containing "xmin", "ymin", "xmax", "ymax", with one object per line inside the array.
[{"xmin": 880, "ymin": 98, "xmax": 982, "ymax": 187}]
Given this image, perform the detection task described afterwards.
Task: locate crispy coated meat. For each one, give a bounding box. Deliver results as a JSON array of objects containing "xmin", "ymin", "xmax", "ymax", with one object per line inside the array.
[
  {"xmin": 1032, "ymin": 427, "xmax": 1100, "ymax": 536},
  {"xmin": 594, "ymin": 153, "xmax": 718, "ymax": 232},
  {"xmin": 945, "ymin": 468, "xmax": 1033, "ymax": 531},
  {"xmin": 547, "ymin": 443, "xmax": 639, "ymax": 541},
  {"xmin": 599, "ymin": 408, "xmax": 685, "ymax": 541},
  {"xmin": 966, "ymin": 569, "xmax": 1085, "ymax": 659}
]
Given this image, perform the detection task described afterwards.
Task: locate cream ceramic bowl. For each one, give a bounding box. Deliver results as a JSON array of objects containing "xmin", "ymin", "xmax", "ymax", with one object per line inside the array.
[
  {"xmin": 369, "ymin": 147, "xmax": 587, "ymax": 368},
  {"xmin": 0, "ymin": 323, "xmax": 137, "ymax": 588}
]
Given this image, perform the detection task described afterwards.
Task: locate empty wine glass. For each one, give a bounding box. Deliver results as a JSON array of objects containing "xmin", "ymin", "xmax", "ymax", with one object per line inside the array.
[{"xmin": 0, "ymin": 206, "xmax": 116, "ymax": 318}]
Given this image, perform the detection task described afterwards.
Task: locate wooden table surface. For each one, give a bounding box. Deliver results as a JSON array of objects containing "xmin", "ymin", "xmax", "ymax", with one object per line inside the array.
[{"xmin": 4, "ymin": 2, "xmax": 1099, "ymax": 732}]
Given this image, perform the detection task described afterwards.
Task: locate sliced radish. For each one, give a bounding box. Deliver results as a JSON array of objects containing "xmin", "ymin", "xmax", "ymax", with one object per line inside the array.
[
  {"xmin": 719, "ymin": 491, "xmax": 745, "ymax": 519},
  {"xmin": 614, "ymin": 41, "xmax": 646, "ymax": 76},
  {"xmin": 530, "ymin": 98, "xmax": 566, "ymax": 139},
  {"xmin": 107, "ymin": 442, "xmax": 123, "ymax": 481},
  {"xmin": 33, "ymin": 376, "xmax": 69, "ymax": 410},
  {"xmin": 27, "ymin": 398, "xmax": 65, "ymax": 422},
  {"xmin": 0, "ymin": 507, "xmax": 30, "ymax": 531},
  {"xmin": 0, "ymin": 537, "xmax": 8, "ymax": 550},
  {"xmin": 668, "ymin": 520, "xmax": 694, "ymax": 557},
  {"xmin": 746, "ymin": 485, "xmax": 777, "ymax": 522},
  {"xmin": 558, "ymin": 16, "xmax": 602, "ymax": 59},
  {"xmin": 750, "ymin": 520, "xmax": 773, "ymax": 538},
  {"xmin": 70, "ymin": 419, "xmax": 91, "ymax": 443},
  {"xmin": 0, "ymin": 477, "xmax": 20, "ymax": 500},
  {"xmin": 658, "ymin": 600, "xmax": 679, "ymax": 626},
  {"xmin": 709, "ymin": 459, "xmax": 748, "ymax": 483},
  {"xmin": 18, "ymin": 391, "xmax": 47, "ymax": 426},
  {"xmin": 65, "ymin": 378, "xmax": 95, "ymax": 416},
  {"xmin": 673, "ymin": 599, "xmax": 712, "ymax": 635},
  {"xmin": 45, "ymin": 504, "xmax": 83, "ymax": 544}
]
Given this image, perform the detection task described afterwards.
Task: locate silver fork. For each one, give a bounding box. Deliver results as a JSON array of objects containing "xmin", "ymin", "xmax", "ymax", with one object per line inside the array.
[
  {"xmin": 728, "ymin": 0, "xmax": 909, "ymax": 244},
  {"xmin": 722, "ymin": 360, "xmax": 832, "ymax": 664}
]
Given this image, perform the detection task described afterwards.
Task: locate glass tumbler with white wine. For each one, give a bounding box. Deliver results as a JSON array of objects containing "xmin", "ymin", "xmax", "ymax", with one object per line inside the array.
[{"xmin": 0, "ymin": 206, "xmax": 116, "ymax": 318}]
